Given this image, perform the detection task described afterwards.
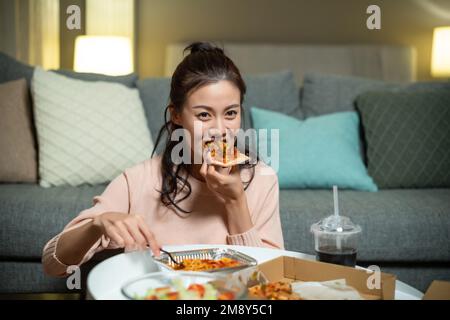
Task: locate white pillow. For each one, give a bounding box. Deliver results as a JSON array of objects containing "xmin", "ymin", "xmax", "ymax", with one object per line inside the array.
[{"xmin": 31, "ymin": 67, "xmax": 154, "ymax": 187}]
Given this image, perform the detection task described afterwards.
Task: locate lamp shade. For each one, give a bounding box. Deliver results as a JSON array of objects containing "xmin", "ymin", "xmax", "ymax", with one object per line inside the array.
[
  {"xmin": 431, "ymin": 26, "xmax": 450, "ymax": 78},
  {"xmin": 74, "ymin": 36, "xmax": 133, "ymax": 76}
]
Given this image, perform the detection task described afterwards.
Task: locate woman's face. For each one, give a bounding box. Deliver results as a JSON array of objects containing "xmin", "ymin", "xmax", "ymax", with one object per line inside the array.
[{"xmin": 171, "ymin": 80, "xmax": 242, "ymax": 163}]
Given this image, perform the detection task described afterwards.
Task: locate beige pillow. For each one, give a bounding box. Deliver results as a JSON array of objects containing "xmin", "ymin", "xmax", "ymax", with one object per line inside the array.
[{"xmin": 0, "ymin": 78, "xmax": 38, "ymax": 182}]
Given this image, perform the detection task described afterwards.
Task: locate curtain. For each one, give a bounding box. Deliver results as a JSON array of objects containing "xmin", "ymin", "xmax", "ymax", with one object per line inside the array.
[
  {"xmin": 0, "ymin": 0, "xmax": 59, "ymax": 69},
  {"xmin": 28, "ymin": 0, "xmax": 60, "ymax": 69}
]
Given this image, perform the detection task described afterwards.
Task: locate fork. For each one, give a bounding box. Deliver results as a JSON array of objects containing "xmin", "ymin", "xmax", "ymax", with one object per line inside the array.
[{"xmin": 160, "ymin": 248, "xmax": 185, "ymax": 268}]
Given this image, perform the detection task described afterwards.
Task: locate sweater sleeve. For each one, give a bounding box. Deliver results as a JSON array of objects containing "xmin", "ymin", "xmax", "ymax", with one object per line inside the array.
[
  {"xmin": 42, "ymin": 171, "xmax": 131, "ymax": 277},
  {"xmin": 227, "ymin": 172, "xmax": 285, "ymax": 250}
]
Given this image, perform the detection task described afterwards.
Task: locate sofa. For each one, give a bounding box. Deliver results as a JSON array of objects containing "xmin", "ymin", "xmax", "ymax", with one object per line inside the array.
[{"xmin": 1, "ymin": 47, "xmax": 449, "ymax": 296}]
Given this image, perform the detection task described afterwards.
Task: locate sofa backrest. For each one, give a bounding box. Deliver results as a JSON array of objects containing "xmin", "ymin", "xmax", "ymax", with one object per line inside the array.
[{"xmin": 164, "ymin": 43, "xmax": 417, "ymax": 85}]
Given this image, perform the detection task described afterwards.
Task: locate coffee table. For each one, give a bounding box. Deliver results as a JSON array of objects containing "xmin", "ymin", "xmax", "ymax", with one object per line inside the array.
[{"xmin": 87, "ymin": 244, "xmax": 424, "ymax": 300}]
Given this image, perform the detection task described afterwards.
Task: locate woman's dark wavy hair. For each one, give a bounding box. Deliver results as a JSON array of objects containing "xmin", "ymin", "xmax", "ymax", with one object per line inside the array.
[{"xmin": 151, "ymin": 41, "xmax": 258, "ymax": 214}]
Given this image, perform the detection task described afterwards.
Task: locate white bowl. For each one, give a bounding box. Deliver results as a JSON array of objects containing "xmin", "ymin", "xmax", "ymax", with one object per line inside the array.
[{"xmin": 120, "ymin": 271, "xmax": 247, "ymax": 300}]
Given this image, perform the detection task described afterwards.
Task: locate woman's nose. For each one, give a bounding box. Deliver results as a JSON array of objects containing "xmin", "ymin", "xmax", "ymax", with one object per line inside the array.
[{"xmin": 208, "ymin": 119, "xmax": 227, "ymax": 138}]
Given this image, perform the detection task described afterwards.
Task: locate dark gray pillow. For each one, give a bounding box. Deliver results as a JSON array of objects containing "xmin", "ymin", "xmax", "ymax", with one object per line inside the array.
[
  {"xmin": 136, "ymin": 70, "xmax": 302, "ymax": 141},
  {"xmin": 0, "ymin": 52, "xmax": 34, "ymax": 86},
  {"xmin": 356, "ymin": 89, "xmax": 450, "ymax": 188},
  {"xmin": 54, "ymin": 69, "xmax": 138, "ymax": 88},
  {"xmin": 302, "ymin": 72, "xmax": 389, "ymax": 117},
  {"xmin": 242, "ymin": 70, "xmax": 302, "ymax": 129},
  {"xmin": 136, "ymin": 77, "xmax": 171, "ymax": 149}
]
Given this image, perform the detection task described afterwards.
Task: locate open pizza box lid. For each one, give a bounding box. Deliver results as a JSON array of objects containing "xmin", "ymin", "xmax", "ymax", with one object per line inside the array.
[
  {"xmin": 423, "ymin": 281, "xmax": 450, "ymax": 300},
  {"xmin": 231, "ymin": 256, "xmax": 396, "ymax": 300}
]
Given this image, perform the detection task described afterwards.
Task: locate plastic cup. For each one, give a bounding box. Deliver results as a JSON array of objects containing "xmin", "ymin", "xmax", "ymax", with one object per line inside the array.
[{"xmin": 310, "ymin": 215, "xmax": 361, "ymax": 267}]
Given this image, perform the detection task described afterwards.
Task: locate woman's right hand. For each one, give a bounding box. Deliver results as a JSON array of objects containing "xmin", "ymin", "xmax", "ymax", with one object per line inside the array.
[{"xmin": 92, "ymin": 212, "xmax": 161, "ymax": 257}]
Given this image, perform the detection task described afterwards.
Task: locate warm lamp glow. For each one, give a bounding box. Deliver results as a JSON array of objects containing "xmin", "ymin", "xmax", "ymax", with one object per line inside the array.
[
  {"xmin": 74, "ymin": 36, "xmax": 133, "ymax": 76},
  {"xmin": 431, "ymin": 26, "xmax": 450, "ymax": 78}
]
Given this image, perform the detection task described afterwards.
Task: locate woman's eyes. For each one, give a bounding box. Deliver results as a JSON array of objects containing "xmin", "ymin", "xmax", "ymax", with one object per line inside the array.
[
  {"xmin": 225, "ymin": 110, "xmax": 238, "ymax": 118},
  {"xmin": 197, "ymin": 112, "xmax": 211, "ymax": 120},
  {"xmin": 196, "ymin": 110, "xmax": 238, "ymax": 120}
]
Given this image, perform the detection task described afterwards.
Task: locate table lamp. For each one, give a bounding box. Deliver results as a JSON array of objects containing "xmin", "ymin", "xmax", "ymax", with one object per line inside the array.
[
  {"xmin": 74, "ymin": 36, "xmax": 133, "ymax": 76},
  {"xmin": 431, "ymin": 26, "xmax": 450, "ymax": 79}
]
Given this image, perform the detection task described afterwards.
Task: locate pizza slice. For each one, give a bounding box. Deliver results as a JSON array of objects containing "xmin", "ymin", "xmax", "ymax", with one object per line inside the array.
[
  {"xmin": 248, "ymin": 281, "xmax": 303, "ymax": 300},
  {"xmin": 203, "ymin": 136, "xmax": 249, "ymax": 167}
]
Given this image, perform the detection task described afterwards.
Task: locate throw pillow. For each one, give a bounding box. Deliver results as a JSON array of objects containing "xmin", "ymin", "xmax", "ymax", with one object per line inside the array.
[
  {"xmin": 31, "ymin": 67, "xmax": 154, "ymax": 187},
  {"xmin": 302, "ymin": 72, "xmax": 388, "ymax": 117},
  {"xmin": 356, "ymin": 90, "xmax": 450, "ymax": 188},
  {"xmin": 54, "ymin": 69, "xmax": 138, "ymax": 88},
  {"xmin": 243, "ymin": 70, "xmax": 303, "ymax": 129},
  {"xmin": 250, "ymin": 107, "xmax": 377, "ymax": 191},
  {"xmin": 0, "ymin": 78, "xmax": 37, "ymax": 182},
  {"xmin": 301, "ymin": 72, "xmax": 450, "ymax": 118}
]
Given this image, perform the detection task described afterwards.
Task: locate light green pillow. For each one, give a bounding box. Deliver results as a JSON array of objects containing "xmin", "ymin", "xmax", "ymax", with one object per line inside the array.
[
  {"xmin": 31, "ymin": 67, "xmax": 154, "ymax": 187},
  {"xmin": 250, "ymin": 107, "xmax": 377, "ymax": 191}
]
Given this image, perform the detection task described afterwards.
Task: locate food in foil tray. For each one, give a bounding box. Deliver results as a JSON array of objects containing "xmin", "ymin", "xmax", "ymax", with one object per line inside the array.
[
  {"xmin": 154, "ymin": 248, "xmax": 257, "ymax": 273},
  {"xmin": 172, "ymin": 257, "xmax": 241, "ymax": 271}
]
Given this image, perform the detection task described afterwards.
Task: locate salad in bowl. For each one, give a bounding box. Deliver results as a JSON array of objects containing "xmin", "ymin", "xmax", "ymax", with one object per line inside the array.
[{"xmin": 121, "ymin": 271, "xmax": 246, "ymax": 300}]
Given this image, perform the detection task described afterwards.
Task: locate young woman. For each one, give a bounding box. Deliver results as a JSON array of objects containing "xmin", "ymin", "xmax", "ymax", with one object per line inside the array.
[{"xmin": 42, "ymin": 42, "xmax": 284, "ymax": 277}]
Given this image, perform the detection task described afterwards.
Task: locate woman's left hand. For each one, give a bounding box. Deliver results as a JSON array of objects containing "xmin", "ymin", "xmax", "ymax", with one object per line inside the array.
[
  {"xmin": 200, "ymin": 151, "xmax": 254, "ymax": 234},
  {"xmin": 199, "ymin": 152, "xmax": 245, "ymax": 203}
]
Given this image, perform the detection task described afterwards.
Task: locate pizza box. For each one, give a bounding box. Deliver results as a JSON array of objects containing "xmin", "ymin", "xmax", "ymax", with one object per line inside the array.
[
  {"xmin": 423, "ymin": 280, "xmax": 450, "ymax": 300},
  {"xmin": 243, "ymin": 256, "xmax": 397, "ymax": 300}
]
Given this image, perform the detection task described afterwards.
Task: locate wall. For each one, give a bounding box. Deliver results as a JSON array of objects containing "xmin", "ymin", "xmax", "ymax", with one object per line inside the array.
[{"xmin": 137, "ymin": 0, "xmax": 450, "ymax": 81}]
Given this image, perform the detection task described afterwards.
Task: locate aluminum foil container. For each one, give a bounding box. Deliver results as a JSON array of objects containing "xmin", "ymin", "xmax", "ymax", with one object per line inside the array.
[{"xmin": 154, "ymin": 248, "xmax": 258, "ymax": 273}]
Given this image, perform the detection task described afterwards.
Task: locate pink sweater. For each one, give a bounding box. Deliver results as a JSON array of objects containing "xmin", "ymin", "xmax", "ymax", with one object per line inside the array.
[{"xmin": 42, "ymin": 156, "xmax": 284, "ymax": 277}]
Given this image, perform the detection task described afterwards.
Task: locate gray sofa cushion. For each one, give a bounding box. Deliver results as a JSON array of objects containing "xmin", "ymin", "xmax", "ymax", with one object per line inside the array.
[
  {"xmin": 0, "ymin": 52, "xmax": 34, "ymax": 86},
  {"xmin": 0, "ymin": 183, "xmax": 106, "ymax": 259},
  {"xmin": 0, "ymin": 250, "xmax": 120, "ymax": 293},
  {"xmin": 2, "ymin": 183, "xmax": 449, "ymax": 264},
  {"xmin": 136, "ymin": 77, "xmax": 171, "ymax": 144},
  {"xmin": 302, "ymin": 72, "xmax": 388, "ymax": 117},
  {"xmin": 54, "ymin": 69, "xmax": 138, "ymax": 88},
  {"xmin": 0, "ymin": 261, "xmax": 69, "ymax": 293},
  {"xmin": 301, "ymin": 72, "xmax": 450, "ymax": 118},
  {"xmin": 0, "ymin": 52, "xmax": 139, "ymax": 88},
  {"xmin": 280, "ymin": 188, "xmax": 450, "ymax": 262},
  {"xmin": 407, "ymin": 82, "xmax": 450, "ymax": 91},
  {"xmin": 242, "ymin": 70, "xmax": 302, "ymax": 129}
]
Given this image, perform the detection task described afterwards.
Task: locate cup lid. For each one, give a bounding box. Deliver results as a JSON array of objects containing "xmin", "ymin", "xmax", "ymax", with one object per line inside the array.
[{"xmin": 310, "ymin": 215, "xmax": 361, "ymax": 235}]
